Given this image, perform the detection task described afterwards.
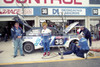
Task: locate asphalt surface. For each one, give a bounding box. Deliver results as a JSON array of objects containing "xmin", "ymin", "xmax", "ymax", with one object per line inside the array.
[{"xmin": 0, "ymin": 58, "xmax": 100, "ymax": 67}]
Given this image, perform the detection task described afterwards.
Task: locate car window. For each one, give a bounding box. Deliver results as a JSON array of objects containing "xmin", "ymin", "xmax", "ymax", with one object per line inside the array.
[
  {"xmin": 50, "ymin": 28, "xmax": 63, "ymax": 36},
  {"xmin": 25, "ymin": 28, "xmax": 64, "ymax": 36},
  {"xmin": 26, "ymin": 29, "xmax": 41, "ymax": 36}
]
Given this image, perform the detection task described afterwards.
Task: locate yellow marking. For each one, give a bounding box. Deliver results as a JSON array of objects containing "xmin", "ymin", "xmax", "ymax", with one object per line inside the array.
[{"xmin": 0, "ymin": 56, "xmax": 100, "ymax": 66}]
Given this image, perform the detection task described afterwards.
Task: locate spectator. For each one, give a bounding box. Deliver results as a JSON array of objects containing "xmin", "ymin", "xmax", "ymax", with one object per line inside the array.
[
  {"xmin": 11, "ymin": 22, "xmax": 24, "ymax": 58},
  {"xmin": 80, "ymin": 26, "xmax": 92, "ymax": 47},
  {"xmin": 59, "ymin": 35, "xmax": 89, "ymax": 58}
]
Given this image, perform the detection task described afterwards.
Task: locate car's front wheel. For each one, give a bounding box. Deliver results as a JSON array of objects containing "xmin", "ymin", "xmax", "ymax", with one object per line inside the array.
[
  {"xmin": 69, "ymin": 40, "xmax": 78, "ymax": 50},
  {"xmin": 23, "ymin": 42, "xmax": 34, "ymax": 54}
]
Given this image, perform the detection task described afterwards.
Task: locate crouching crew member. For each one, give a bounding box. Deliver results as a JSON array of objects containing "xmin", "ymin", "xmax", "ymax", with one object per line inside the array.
[
  {"xmin": 11, "ymin": 22, "xmax": 24, "ymax": 58},
  {"xmin": 41, "ymin": 22, "xmax": 51, "ymax": 56},
  {"xmin": 59, "ymin": 35, "xmax": 89, "ymax": 58}
]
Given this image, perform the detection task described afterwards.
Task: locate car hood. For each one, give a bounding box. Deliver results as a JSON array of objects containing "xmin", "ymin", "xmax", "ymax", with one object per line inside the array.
[
  {"xmin": 64, "ymin": 22, "xmax": 79, "ymax": 34},
  {"xmin": 13, "ymin": 14, "xmax": 32, "ymax": 29}
]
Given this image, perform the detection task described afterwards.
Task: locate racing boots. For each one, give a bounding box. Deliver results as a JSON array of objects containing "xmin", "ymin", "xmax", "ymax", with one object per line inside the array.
[
  {"xmin": 47, "ymin": 52, "xmax": 50, "ymax": 56},
  {"xmin": 43, "ymin": 52, "xmax": 50, "ymax": 56},
  {"xmin": 43, "ymin": 52, "xmax": 46, "ymax": 56}
]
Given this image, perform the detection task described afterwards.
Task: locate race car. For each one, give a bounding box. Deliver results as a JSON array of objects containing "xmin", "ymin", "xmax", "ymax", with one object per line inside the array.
[{"xmin": 14, "ymin": 14, "xmax": 79, "ymax": 54}]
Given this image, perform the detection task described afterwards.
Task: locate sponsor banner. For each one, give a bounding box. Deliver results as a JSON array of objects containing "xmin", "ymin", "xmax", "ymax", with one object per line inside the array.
[
  {"xmin": 0, "ymin": 0, "xmax": 89, "ymax": 6},
  {"xmin": 0, "ymin": 8, "xmax": 34, "ymax": 16},
  {"xmin": 42, "ymin": 8, "xmax": 86, "ymax": 16}
]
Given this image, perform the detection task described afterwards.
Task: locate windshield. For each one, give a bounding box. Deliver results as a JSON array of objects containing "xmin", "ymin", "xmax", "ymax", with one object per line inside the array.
[{"xmin": 25, "ymin": 28, "xmax": 64, "ymax": 36}]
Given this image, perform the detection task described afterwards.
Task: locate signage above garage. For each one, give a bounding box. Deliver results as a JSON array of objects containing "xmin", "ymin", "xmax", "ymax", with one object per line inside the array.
[
  {"xmin": 41, "ymin": 8, "xmax": 86, "ymax": 16},
  {"xmin": 0, "ymin": 8, "xmax": 34, "ymax": 16},
  {"xmin": 0, "ymin": 0, "xmax": 100, "ymax": 16},
  {"xmin": 0, "ymin": 0, "xmax": 89, "ymax": 6}
]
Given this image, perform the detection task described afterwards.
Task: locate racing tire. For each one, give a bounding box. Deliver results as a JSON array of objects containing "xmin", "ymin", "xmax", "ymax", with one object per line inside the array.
[
  {"xmin": 23, "ymin": 42, "xmax": 34, "ymax": 54},
  {"xmin": 69, "ymin": 42, "xmax": 74, "ymax": 50},
  {"xmin": 69, "ymin": 40, "xmax": 78, "ymax": 50}
]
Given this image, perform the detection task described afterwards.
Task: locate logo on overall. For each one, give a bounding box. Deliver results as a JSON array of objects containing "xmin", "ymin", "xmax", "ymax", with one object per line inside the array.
[{"xmin": 34, "ymin": 38, "xmax": 42, "ymax": 46}]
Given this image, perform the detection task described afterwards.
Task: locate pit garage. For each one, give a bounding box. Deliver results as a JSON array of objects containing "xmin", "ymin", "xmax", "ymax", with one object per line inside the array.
[
  {"xmin": 39, "ymin": 16, "xmax": 86, "ymax": 32},
  {"xmin": 0, "ymin": 16, "xmax": 35, "ymax": 41}
]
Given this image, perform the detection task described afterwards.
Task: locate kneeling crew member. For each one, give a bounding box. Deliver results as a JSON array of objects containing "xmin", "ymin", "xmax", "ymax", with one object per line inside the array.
[{"xmin": 59, "ymin": 35, "xmax": 89, "ymax": 58}]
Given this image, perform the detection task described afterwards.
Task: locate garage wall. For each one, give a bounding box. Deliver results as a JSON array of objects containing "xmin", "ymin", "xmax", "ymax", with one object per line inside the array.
[{"xmin": 37, "ymin": 16, "xmax": 86, "ymax": 27}]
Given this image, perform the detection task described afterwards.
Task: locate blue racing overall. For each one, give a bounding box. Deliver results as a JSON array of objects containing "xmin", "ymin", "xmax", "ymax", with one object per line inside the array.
[
  {"xmin": 11, "ymin": 27, "xmax": 24, "ymax": 56},
  {"xmin": 41, "ymin": 28, "xmax": 51, "ymax": 52}
]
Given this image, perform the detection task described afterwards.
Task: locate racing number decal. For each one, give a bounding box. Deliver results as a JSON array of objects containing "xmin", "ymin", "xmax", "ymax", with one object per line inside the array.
[
  {"xmin": 55, "ymin": 39, "xmax": 63, "ymax": 45},
  {"xmin": 41, "ymin": 8, "xmax": 48, "ymax": 15}
]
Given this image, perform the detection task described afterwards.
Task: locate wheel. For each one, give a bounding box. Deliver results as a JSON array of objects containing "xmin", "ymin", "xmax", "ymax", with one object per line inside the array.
[
  {"xmin": 23, "ymin": 42, "xmax": 34, "ymax": 54},
  {"xmin": 69, "ymin": 40, "xmax": 78, "ymax": 50},
  {"xmin": 69, "ymin": 42, "xmax": 74, "ymax": 50}
]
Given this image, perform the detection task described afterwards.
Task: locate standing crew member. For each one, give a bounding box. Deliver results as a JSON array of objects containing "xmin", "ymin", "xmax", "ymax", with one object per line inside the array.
[
  {"xmin": 80, "ymin": 26, "xmax": 92, "ymax": 47},
  {"xmin": 96, "ymin": 20, "xmax": 100, "ymax": 40},
  {"xmin": 11, "ymin": 22, "xmax": 24, "ymax": 58},
  {"xmin": 41, "ymin": 22, "xmax": 51, "ymax": 56}
]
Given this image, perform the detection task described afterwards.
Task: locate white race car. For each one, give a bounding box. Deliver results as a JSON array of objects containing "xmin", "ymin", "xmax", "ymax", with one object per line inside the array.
[{"xmin": 14, "ymin": 14, "xmax": 79, "ymax": 54}]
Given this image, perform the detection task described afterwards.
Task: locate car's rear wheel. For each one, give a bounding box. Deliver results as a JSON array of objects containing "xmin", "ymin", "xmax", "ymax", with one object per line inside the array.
[{"xmin": 23, "ymin": 42, "xmax": 34, "ymax": 54}]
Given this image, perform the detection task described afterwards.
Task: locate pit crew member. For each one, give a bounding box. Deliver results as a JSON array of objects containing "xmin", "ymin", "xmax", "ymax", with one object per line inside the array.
[
  {"xmin": 41, "ymin": 22, "xmax": 51, "ymax": 56},
  {"xmin": 59, "ymin": 35, "xmax": 89, "ymax": 58},
  {"xmin": 11, "ymin": 22, "xmax": 24, "ymax": 58}
]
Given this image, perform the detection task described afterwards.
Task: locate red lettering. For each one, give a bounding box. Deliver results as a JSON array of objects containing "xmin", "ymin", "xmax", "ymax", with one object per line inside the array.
[
  {"xmin": 0, "ymin": 11, "xmax": 2, "ymax": 14},
  {"xmin": 74, "ymin": 0, "xmax": 82, "ymax": 5},
  {"xmin": 44, "ymin": 0, "xmax": 47, "ymax": 4},
  {"xmin": 63, "ymin": 0, "xmax": 73, "ymax": 4},
  {"xmin": 8, "ymin": 10, "xmax": 10, "ymax": 14},
  {"xmin": 16, "ymin": 0, "xmax": 27, "ymax": 3},
  {"xmin": 35, "ymin": 0, "xmax": 47, "ymax": 4},
  {"xmin": 0, "ymin": 11, "xmax": 1, "ymax": 14},
  {"xmin": 35, "ymin": 0, "xmax": 40, "ymax": 3},
  {"xmin": 3, "ymin": 0, "xmax": 82, "ymax": 5},
  {"xmin": 0, "ymin": 9, "xmax": 22, "ymax": 14},
  {"xmin": 11, "ymin": 10, "xmax": 15, "ymax": 14},
  {"xmin": 29, "ymin": 0, "xmax": 31, "ymax": 3},
  {"xmin": 14, "ymin": 9, "xmax": 17, "ymax": 14},
  {"xmin": 4, "ymin": 0, "xmax": 14, "ymax": 3},
  {"xmin": 3, "ymin": 9, "xmax": 6, "ymax": 14},
  {"xmin": 16, "ymin": 9, "xmax": 20, "ymax": 14},
  {"xmin": 0, "ymin": 9, "xmax": 3, "ymax": 14},
  {"xmin": 51, "ymin": 0, "xmax": 61, "ymax": 4}
]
